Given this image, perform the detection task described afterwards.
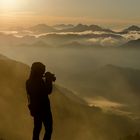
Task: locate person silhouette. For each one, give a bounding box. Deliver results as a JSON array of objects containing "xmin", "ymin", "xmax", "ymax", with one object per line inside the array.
[{"xmin": 26, "ymin": 62, "xmax": 55, "ymax": 140}]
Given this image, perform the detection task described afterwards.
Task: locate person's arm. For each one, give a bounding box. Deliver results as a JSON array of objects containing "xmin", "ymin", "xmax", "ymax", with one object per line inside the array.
[
  {"xmin": 46, "ymin": 80, "xmax": 53, "ymax": 95},
  {"xmin": 44, "ymin": 72, "xmax": 56, "ymax": 95}
]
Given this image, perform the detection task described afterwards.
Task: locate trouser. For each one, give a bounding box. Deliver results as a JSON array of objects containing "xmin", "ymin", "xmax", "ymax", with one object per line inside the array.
[{"xmin": 33, "ymin": 112, "xmax": 53, "ymax": 140}]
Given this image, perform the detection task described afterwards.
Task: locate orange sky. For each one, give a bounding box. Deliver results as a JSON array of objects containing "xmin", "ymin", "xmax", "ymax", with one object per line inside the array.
[{"xmin": 0, "ymin": 0, "xmax": 140, "ymax": 29}]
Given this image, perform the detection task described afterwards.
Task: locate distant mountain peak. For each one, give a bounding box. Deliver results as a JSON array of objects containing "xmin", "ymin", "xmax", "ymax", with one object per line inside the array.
[
  {"xmin": 76, "ymin": 23, "xmax": 88, "ymax": 27},
  {"xmin": 28, "ymin": 24, "xmax": 56, "ymax": 33},
  {"xmin": 53, "ymin": 24, "xmax": 74, "ymax": 30},
  {"xmin": 33, "ymin": 24, "xmax": 49, "ymax": 27},
  {"xmin": 60, "ymin": 23, "xmax": 113, "ymax": 33},
  {"xmin": 89, "ymin": 24, "xmax": 100, "ymax": 28},
  {"xmin": 123, "ymin": 25, "xmax": 140, "ymax": 32},
  {"xmin": 128, "ymin": 25, "xmax": 140, "ymax": 30},
  {"xmin": 121, "ymin": 39, "xmax": 140, "ymax": 49}
]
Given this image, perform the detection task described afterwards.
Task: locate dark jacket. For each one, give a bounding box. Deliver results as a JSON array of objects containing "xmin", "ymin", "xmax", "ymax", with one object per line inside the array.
[{"xmin": 26, "ymin": 77, "xmax": 52, "ymax": 116}]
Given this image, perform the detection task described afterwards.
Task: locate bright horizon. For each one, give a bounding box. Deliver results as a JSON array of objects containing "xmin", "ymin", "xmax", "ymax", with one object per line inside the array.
[{"xmin": 0, "ymin": 0, "xmax": 140, "ymax": 29}]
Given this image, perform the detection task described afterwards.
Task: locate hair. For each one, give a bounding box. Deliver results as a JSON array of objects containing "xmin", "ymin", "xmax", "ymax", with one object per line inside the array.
[{"xmin": 29, "ymin": 62, "xmax": 46, "ymax": 79}]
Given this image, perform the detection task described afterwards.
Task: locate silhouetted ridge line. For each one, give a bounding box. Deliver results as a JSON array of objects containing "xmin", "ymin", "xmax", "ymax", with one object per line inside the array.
[
  {"xmin": 123, "ymin": 25, "xmax": 140, "ymax": 32},
  {"xmin": 28, "ymin": 24, "xmax": 56, "ymax": 33},
  {"xmin": 60, "ymin": 23, "xmax": 114, "ymax": 33},
  {"xmin": 120, "ymin": 39, "xmax": 140, "ymax": 48}
]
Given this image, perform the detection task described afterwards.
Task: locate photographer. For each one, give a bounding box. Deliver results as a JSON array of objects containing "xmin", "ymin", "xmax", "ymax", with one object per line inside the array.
[{"xmin": 26, "ymin": 62, "xmax": 56, "ymax": 140}]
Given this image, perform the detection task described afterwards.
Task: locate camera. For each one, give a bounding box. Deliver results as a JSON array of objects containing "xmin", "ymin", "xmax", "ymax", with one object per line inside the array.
[{"xmin": 44, "ymin": 72, "xmax": 56, "ymax": 82}]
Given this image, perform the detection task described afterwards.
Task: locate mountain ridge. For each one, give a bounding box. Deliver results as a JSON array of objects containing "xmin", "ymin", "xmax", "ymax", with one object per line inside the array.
[
  {"xmin": 60, "ymin": 23, "xmax": 114, "ymax": 33},
  {"xmin": 5, "ymin": 24, "xmax": 140, "ymax": 34},
  {"xmin": 28, "ymin": 24, "xmax": 56, "ymax": 33},
  {"xmin": 123, "ymin": 25, "xmax": 140, "ymax": 32},
  {"xmin": 120, "ymin": 39, "xmax": 140, "ymax": 48}
]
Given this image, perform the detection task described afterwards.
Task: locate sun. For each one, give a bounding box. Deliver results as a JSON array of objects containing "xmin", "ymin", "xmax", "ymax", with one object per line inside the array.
[{"xmin": 0, "ymin": 0, "xmax": 22, "ymax": 10}]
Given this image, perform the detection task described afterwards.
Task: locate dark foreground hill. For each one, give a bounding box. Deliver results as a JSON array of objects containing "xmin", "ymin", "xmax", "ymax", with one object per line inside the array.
[
  {"xmin": 120, "ymin": 132, "xmax": 140, "ymax": 140},
  {"xmin": 0, "ymin": 54, "xmax": 140, "ymax": 140}
]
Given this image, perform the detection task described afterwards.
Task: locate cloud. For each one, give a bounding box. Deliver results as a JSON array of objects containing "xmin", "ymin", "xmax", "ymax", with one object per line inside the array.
[
  {"xmin": 0, "ymin": 31, "xmax": 18, "ymax": 35},
  {"xmin": 122, "ymin": 31, "xmax": 140, "ymax": 41},
  {"xmin": 88, "ymin": 37, "xmax": 124, "ymax": 47},
  {"xmin": 101, "ymin": 37, "xmax": 123, "ymax": 47},
  {"xmin": 35, "ymin": 31, "xmax": 107, "ymax": 37},
  {"xmin": 86, "ymin": 96, "xmax": 124, "ymax": 109},
  {"xmin": 0, "ymin": 29, "xmax": 140, "ymax": 47},
  {"xmin": 85, "ymin": 96, "xmax": 139, "ymax": 120}
]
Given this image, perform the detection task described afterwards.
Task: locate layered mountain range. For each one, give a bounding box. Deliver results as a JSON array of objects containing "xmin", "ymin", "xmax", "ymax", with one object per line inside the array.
[{"xmin": 0, "ymin": 24, "xmax": 140, "ymax": 48}]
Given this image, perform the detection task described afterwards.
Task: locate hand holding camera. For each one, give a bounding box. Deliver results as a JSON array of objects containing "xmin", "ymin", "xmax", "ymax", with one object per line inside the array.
[{"xmin": 44, "ymin": 72, "xmax": 56, "ymax": 83}]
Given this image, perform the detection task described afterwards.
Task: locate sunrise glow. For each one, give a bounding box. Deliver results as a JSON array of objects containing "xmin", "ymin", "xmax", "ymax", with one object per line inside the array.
[
  {"xmin": 0, "ymin": 0, "xmax": 23, "ymax": 10},
  {"xmin": 0, "ymin": 0, "xmax": 139, "ymax": 29}
]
